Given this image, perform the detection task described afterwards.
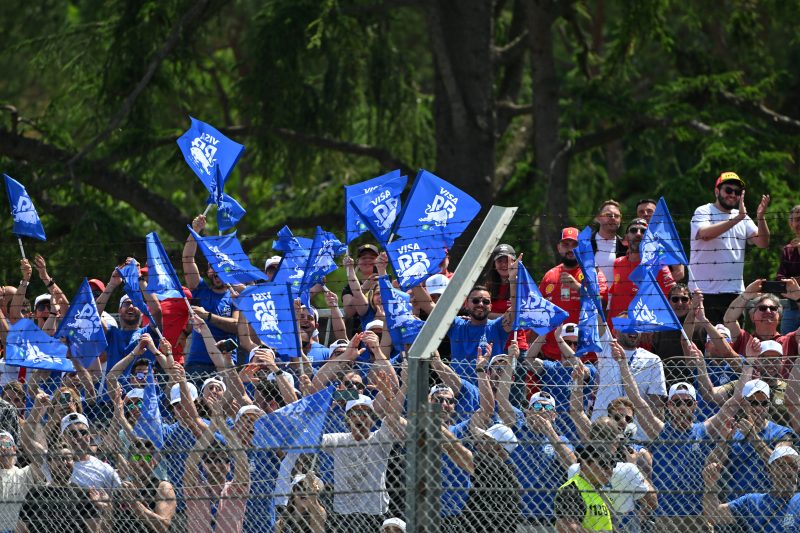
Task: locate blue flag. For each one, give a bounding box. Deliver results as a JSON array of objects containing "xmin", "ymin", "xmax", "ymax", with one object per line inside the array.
[
  {"xmin": 574, "ymin": 226, "xmax": 604, "ymax": 314},
  {"xmin": 513, "ymin": 261, "xmax": 569, "ymax": 335},
  {"xmin": 378, "ymin": 276, "xmax": 423, "ymax": 346},
  {"xmin": 207, "ymin": 167, "xmax": 246, "ymax": 232},
  {"xmin": 386, "ymin": 234, "xmax": 448, "ymax": 290},
  {"xmin": 187, "ymin": 226, "xmax": 268, "ymax": 285},
  {"xmin": 54, "ymin": 279, "xmax": 108, "ymax": 366},
  {"xmin": 145, "ymin": 232, "xmax": 184, "ymax": 299},
  {"xmin": 3, "ymin": 174, "xmax": 46, "ymax": 241},
  {"xmin": 393, "ymin": 169, "xmax": 481, "ymax": 245},
  {"xmin": 271, "ymin": 226, "xmax": 313, "ymax": 288},
  {"xmin": 614, "ymin": 269, "xmax": 682, "ymax": 333},
  {"xmin": 298, "ymin": 227, "xmax": 347, "ymax": 297},
  {"xmin": 116, "ymin": 261, "xmax": 157, "ymax": 326},
  {"xmin": 629, "ymin": 197, "xmax": 688, "ymax": 284},
  {"xmin": 236, "ymin": 283, "xmax": 300, "ymax": 355},
  {"xmin": 344, "ymin": 170, "xmax": 402, "ymax": 244},
  {"xmin": 133, "ymin": 365, "xmax": 164, "ymax": 448},
  {"xmin": 348, "ymin": 174, "xmax": 407, "ymax": 245},
  {"xmin": 253, "ymin": 386, "xmax": 334, "ymax": 453},
  {"xmin": 6, "ymin": 319, "xmax": 73, "ymax": 372},
  {"xmin": 176, "ymin": 117, "xmax": 245, "ymax": 192},
  {"xmin": 575, "ymin": 284, "xmax": 603, "ymax": 357}
]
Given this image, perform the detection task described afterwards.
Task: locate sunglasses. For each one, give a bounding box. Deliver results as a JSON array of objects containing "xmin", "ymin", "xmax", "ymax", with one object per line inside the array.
[
  {"xmin": 49, "ymin": 455, "xmax": 75, "ymax": 463},
  {"xmin": 722, "ymin": 186, "xmax": 743, "ymax": 196},
  {"xmin": 602, "ymin": 213, "xmax": 621, "ymax": 219},
  {"xmin": 612, "ymin": 413, "xmax": 634, "ymax": 424},
  {"xmin": 671, "ymin": 296, "xmax": 690, "ymax": 303},
  {"xmin": 203, "ymin": 456, "xmax": 230, "ymax": 465},
  {"xmin": 748, "ymin": 399, "xmax": 770, "ymax": 408},
  {"xmin": 670, "ymin": 398, "xmax": 695, "ymax": 407},
  {"xmin": 130, "ymin": 453, "xmax": 153, "ymax": 463},
  {"xmin": 565, "ymin": 340, "xmax": 578, "ymax": 347},
  {"xmin": 471, "ymin": 298, "xmax": 491, "ymax": 306},
  {"xmin": 627, "ymin": 227, "xmax": 646, "ymax": 235},
  {"xmin": 757, "ymin": 305, "xmax": 779, "ymax": 312},
  {"xmin": 0, "ymin": 441, "xmax": 14, "ymax": 449},
  {"xmin": 432, "ymin": 396, "xmax": 456, "ymax": 406},
  {"xmin": 596, "ymin": 458, "xmax": 616, "ymax": 469},
  {"xmin": 126, "ymin": 400, "xmax": 144, "ymax": 411},
  {"xmin": 68, "ymin": 428, "xmax": 90, "ymax": 438},
  {"xmin": 35, "ymin": 303, "xmax": 51, "ymax": 311},
  {"xmin": 531, "ymin": 402, "xmax": 555, "ymax": 412},
  {"xmin": 342, "ymin": 380, "xmax": 365, "ymax": 391}
]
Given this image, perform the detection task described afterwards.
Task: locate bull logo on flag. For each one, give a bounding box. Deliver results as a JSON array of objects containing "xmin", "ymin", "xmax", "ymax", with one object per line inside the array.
[
  {"xmin": 418, "ymin": 190, "xmax": 457, "ymax": 228},
  {"xmin": 518, "ymin": 293, "xmax": 559, "ymax": 327},
  {"xmin": 373, "ymin": 197, "xmax": 399, "ymax": 232},
  {"xmin": 208, "ymin": 245, "xmax": 236, "ymax": 272},
  {"xmin": 632, "ymin": 299, "xmax": 661, "ymax": 325},
  {"xmin": 288, "ymin": 266, "xmax": 304, "ymax": 279},
  {"xmin": 397, "ymin": 250, "xmax": 430, "ymax": 287},
  {"xmin": 12, "ymin": 196, "xmax": 38, "ymax": 225},
  {"xmin": 311, "ymin": 240, "xmax": 337, "ymax": 271},
  {"xmin": 190, "ymin": 135, "xmax": 219, "ymax": 175},
  {"xmin": 22, "ymin": 341, "xmax": 59, "ymax": 365},
  {"xmin": 254, "ymin": 300, "xmax": 281, "ymax": 334},
  {"xmin": 65, "ymin": 304, "xmax": 101, "ymax": 341}
]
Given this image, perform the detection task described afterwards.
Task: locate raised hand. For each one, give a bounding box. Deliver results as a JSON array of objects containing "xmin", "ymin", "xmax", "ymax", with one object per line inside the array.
[
  {"xmin": 610, "ymin": 341, "xmax": 625, "ymax": 363},
  {"xmin": 324, "ymin": 290, "xmax": 339, "ymax": 308},
  {"xmin": 509, "ymin": 252, "xmax": 523, "ymax": 280},
  {"xmin": 703, "ymin": 462, "xmax": 722, "ymax": 486},
  {"xmin": 737, "ymin": 190, "xmax": 747, "ymax": 218},
  {"xmin": 192, "ymin": 214, "xmax": 206, "ymax": 233},
  {"xmin": 20, "ymin": 259, "xmax": 31, "ymax": 282},
  {"xmin": 756, "ymin": 194, "xmax": 771, "ymax": 219},
  {"xmin": 33, "ymin": 254, "xmax": 48, "ymax": 281}
]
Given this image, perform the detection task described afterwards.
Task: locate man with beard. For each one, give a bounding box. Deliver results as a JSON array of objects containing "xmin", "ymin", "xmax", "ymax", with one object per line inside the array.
[
  {"xmin": 591, "ymin": 200, "xmax": 627, "ymax": 284},
  {"xmin": 539, "ymin": 227, "xmax": 608, "ymax": 360},
  {"xmin": 689, "ymin": 171, "xmax": 771, "ymax": 324}
]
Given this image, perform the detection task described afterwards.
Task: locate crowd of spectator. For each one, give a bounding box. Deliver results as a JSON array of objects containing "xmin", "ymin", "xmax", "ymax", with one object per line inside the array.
[{"xmin": 0, "ymin": 172, "xmax": 796, "ymax": 532}]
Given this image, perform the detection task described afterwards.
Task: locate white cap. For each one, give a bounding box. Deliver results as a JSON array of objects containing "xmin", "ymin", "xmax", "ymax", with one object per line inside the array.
[
  {"xmin": 125, "ymin": 388, "xmax": 145, "ymax": 400},
  {"xmin": 488, "ymin": 354, "xmax": 510, "ymax": 367},
  {"xmin": 707, "ymin": 324, "xmax": 732, "ymax": 342},
  {"xmin": 743, "ymin": 379, "xmax": 771, "ymax": 399},
  {"xmin": 759, "ymin": 340, "xmax": 783, "ymax": 356},
  {"xmin": 119, "ymin": 294, "xmax": 132, "ymax": 306},
  {"xmin": 235, "ymin": 404, "xmax": 265, "ymax": 424},
  {"xmin": 60, "ymin": 413, "xmax": 90, "ymax": 435},
  {"xmin": 291, "ymin": 473, "xmax": 308, "ymax": 487},
  {"xmin": 528, "ymin": 391, "xmax": 557, "ymax": 409},
  {"xmin": 0, "ymin": 431, "xmax": 15, "ymax": 446},
  {"xmin": 345, "ymin": 394, "xmax": 374, "ymax": 413},
  {"xmin": 169, "ymin": 382, "xmax": 198, "ymax": 405},
  {"xmin": 769, "ymin": 446, "xmax": 799, "ymax": 465},
  {"xmin": 34, "ymin": 294, "xmax": 52, "ymax": 308},
  {"xmin": 425, "ymin": 274, "xmax": 449, "ymax": 296},
  {"xmin": 381, "ymin": 517, "xmax": 407, "ymax": 531},
  {"xmin": 478, "ymin": 423, "xmax": 518, "ymax": 454},
  {"xmin": 328, "ymin": 339, "xmax": 349, "ymax": 357},
  {"xmin": 429, "ymin": 384, "xmax": 454, "ymax": 397},
  {"xmin": 264, "ymin": 256, "xmax": 281, "ymax": 270},
  {"xmin": 266, "ymin": 371, "xmax": 296, "ymax": 388},
  {"xmin": 201, "ymin": 376, "xmax": 227, "ymax": 394},
  {"xmin": 668, "ymin": 382, "xmax": 697, "ymax": 401},
  {"xmin": 364, "ymin": 319, "xmax": 384, "ymax": 331},
  {"xmin": 561, "ymin": 322, "xmax": 579, "ymax": 338}
]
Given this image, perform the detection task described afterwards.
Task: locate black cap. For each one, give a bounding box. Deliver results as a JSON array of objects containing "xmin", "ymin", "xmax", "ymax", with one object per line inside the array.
[
  {"xmin": 492, "ymin": 244, "xmax": 516, "ymax": 260},
  {"xmin": 357, "ymin": 244, "xmax": 380, "ymax": 257}
]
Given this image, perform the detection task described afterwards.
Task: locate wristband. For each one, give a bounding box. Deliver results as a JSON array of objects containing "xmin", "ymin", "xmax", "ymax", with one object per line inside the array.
[
  {"xmin": 274, "ymin": 369, "xmax": 284, "ymax": 376},
  {"xmin": 46, "ymin": 279, "xmax": 56, "ymax": 288},
  {"xmin": 19, "ymin": 280, "xmax": 28, "ymax": 287},
  {"xmin": 207, "ymin": 312, "xmax": 212, "ymax": 322}
]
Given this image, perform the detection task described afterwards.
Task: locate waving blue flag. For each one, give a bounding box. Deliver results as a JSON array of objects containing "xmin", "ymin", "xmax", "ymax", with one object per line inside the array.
[
  {"xmin": 54, "ymin": 279, "xmax": 107, "ymax": 366},
  {"xmin": 348, "ymin": 174, "xmax": 407, "ymax": 245},
  {"xmin": 236, "ymin": 283, "xmax": 299, "ymax": 355},
  {"xmin": 386, "ymin": 234, "xmax": 448, "ymax": 291},
  {"xmin": 574, "ymin": 226, "xmax": 604, "ymax": 313},
  {"xmin": 344, "ymin": 170, "xmax": 402, "ymax": 244},
  {"xmin": 6, "ymin": 319, "xmax": 73, "ymax": 372},
  {"xmin": 378, "ymin": 276, "xmax": 423, "ymax": 346},
  {"xmin": 629, "ymin": 197, "xmax": 688, "ymax": 284},
  {"xmin": 176, "ymin": 117, "xmax": 245, "ymax": 192},
  {"xmin": 614, "ymin": 269, "xmax": 682, "ymax": 333},
  {"xmin": 116, "ymin": 261, "xmax": 157, "ymax": 326},
  {"xmin": 145, "ymin": 232, "xmax": 184, "ymax": 299},
  {"xmin": 253, "ymin": 386, "xmax": 334, "ymax": 453},
  {"xmin": 216, "ymin": 193, "xmax": 246, "ymax": 232},
  {"xmin": 575, "ymin": 284, "xmax": 603, "ymax": 357},
  {"xmin": 513, "ymin": 261, "xmax": 569, "ymax": 335},
  {"xmin": 3, "ymin": 174, "xmax": 46, "ymax": 241},
  {"xmin": 133, "ymin": 365, "xmax": 164, "ymax": 448},
  {"xmin": 187, "ymin": 226, "xmax": 268, "ymax": 285},
  {"xmin": 393, "ymin": 169, "xmax": 481, "ymax": 245},
  {"xmin": 271, "ymin": 226, "xmax": 313, "ymax": 288},
  {"xmin": 298, "ymin": 227, "xmax": 347, "ymax": 297}
]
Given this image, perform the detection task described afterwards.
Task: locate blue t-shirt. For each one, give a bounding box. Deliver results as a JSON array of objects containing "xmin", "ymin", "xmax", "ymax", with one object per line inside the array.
[
  {"xmin": 535, "ymin": 360, "xmax": 596, "ymax": 442},
  {"xmin": 454, "ymin": 380, "xmax": 481, "ymax": 427},
  {"xmin": 188, "ymin": 281, "xmax": 234, "ymax": 367},
  {"xmin": 447, "ymin": 317, "xmax": 508, "ymax": 382},
  {"xmin": 725, "ymin": 421, "xmax": 795, "ymax": 497},
  {"xmin": 441, "ymin": 421, "xmax": 472, "ymax": 517},
  {"xmin": 512, "ymin": 425, "xmax": 571, "ymax": 518},
  {"xmin": 305, "ymin": 342, "xmax": 330, "ymax": 370},
  {"xmin": 652, "ymin": 421, "xmax": 713, "ymax": 516},
  {"xmin": 243, "ymin": 448, "xmax": 281, "ymax": 533},
  {"xmin": 162, "ymin": 419, "xmax": 207, "ymax": 512},
  {"xmin": 728, "ymin": 492, "xmax": 800, "ymax": 532},
  {"xmin": 105, "ymin": 325, "xmax": 158, "ymax": 372}
]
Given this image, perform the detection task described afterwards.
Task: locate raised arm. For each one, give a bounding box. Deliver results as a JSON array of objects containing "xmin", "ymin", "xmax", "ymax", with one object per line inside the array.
[
  {"xmin": 106, "ymin": 335, "xmax": 153, "ymax": 400},
  {"xmin": 568, "ymin": 360, "xmax": 593, "ymax": 441},
  {"xmin": 430, "ymin": 351, "xmax": 462, "ymax": 397},
  {"xmin": 439, "ymin": 424, "xmax": 474, "ymax": 475},
  {"xmin": 702, "ymin": 462, "xmax": 735, "ymax": 526},
  {"xmin": 323, "ymin": 289, "xmax": 347, "ymax": 341},
  {"xmin": 210, "ymin": 399, "xmax": 250, "ymax": 488},
  {"xmin": 9, "ymin": 259, "xmax": 32, "ymax": 322},
  {"xmin": 723, "ymin": 279, "xmax": 762, "ymax": 341},
  {"xmin": 494, "ymin": 341, "xmax": 518, "ymax": 426},
  {"xmin": 343, "ymin": 256, "xmax": 368, "ymax": 318},
  {"xmin": 33, "ymin": 254, "xmax": 68, "ymax": 311},
  {"xmin": 310, "ymin": 333, "xmax": 364, "ymax": 392},
  {"xmin": 750, "ymin": 194, "xmax": 771, "ymax": 248},
  {"xmin": 182, "ymin": 215, "xmax": 205, "ymax": 291},
  {"xmin": 612, "ymin": 340, "xmax": 664, "ymax": 439},
  {"xmin": 504, "ymin": 253, "xmax": 523, "ymax": 333},
  {"xmin": 95, "ymin": 267, "xmax": 123, "ymax": 319},
  {"xmin": 471, "ymin": 344, "xmax": 493, "ymax": 431},
  {"xmin": 364, "ymin": 330, "xmax": 399, "ymax": 392}
]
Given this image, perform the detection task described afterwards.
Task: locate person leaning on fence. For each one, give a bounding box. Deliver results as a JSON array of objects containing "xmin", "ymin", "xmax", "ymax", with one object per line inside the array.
[
  {"xmin": 704, "ymin": 445, "xmax": 800, "ymax": 531},
  {"xmin": 554, "ymin": 444, "xmax": 615, "ymax": 532},
  {"xmin": 0, "ymin": 429, "xmax": 41, "ymax": 531},
  {"xmin": 275, "ymin": 472, "xmax": 327, "ymax": 533}
]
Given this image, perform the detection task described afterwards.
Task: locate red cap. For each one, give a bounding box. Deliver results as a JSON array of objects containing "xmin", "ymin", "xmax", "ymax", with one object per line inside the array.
[
  {"xmin": 560, "ymin": 227, "xmax": 580, "ymax": 242},
  {"xmin": 714, "ymin": 171, "xmax": 745, "ymax": 189},
  {"xmin": 88, "ymin": 279, "xmax": 105, "ymax": 293}
]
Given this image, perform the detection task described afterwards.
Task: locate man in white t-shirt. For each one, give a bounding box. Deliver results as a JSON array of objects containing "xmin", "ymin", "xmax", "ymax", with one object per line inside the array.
[
  {"xmin": 0, "ymin": 430, "xmax": 40, "ymax": 531},
  {"xmin": 60, "ymin": 412, "xmax": 122, "ymax": 490},
  {"xmin": 591, "ymin": 200, "xmax": 627, "ymax": 284},
  {"xmin": 689, "ymin": 171, "xmax": 770, "ymax": 324}
]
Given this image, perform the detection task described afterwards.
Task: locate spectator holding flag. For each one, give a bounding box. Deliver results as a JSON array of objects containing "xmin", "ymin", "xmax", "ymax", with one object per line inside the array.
[{"xmin": 635, "ymin": 198, "xmax": 685, "ymax": 281}]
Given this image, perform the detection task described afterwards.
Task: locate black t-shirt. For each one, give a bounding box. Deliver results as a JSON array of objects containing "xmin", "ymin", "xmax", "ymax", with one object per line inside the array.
[{"xmin": 20, "ymin": 484, "xmax": 100, "ymax": 533}]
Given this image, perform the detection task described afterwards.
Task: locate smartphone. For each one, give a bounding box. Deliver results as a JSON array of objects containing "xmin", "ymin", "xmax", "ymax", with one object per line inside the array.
[
  {"xmin": 761, "ymin": 280, "xmax": 787, "ymax": 294},
  {"xmin": 216, "ymin": 339, "xmax": 238, "ymax": 353},
  {"xmin": 332, "ymin": 389, "xmax": 360, "ymax": 402},
  {"xmin": 189, "ymin": 297, "xmax": 200, "ymax": 306}
]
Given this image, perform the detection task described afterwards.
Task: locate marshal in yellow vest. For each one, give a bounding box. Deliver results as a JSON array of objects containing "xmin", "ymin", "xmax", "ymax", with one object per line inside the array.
[{"xmin": 558, "ymin": 474, "xmax": 613, "ymax": 531}]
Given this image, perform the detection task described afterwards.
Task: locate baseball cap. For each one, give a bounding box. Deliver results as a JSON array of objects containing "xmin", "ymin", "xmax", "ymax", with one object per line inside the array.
[
  {"xmin": 478, "ymin": 423, "xmax": 518, "ymax": 454},
  {"xmin": 169, "ymin": 382, "xmax": 199, "ymax": 405},
  {"xmin": 425, "ymin": 274, "xmax": 449, "ymax": 296},
  {"xmin": 759, "ymin": 340, "xmax": 783, "ymax": 356},
  {"xmin": 429, "ymin": 384, "xmax": 454, "ymax": 397},
  {"xmin": 560, "ymin": 227, "xmax": 580, "ymax": 243},
  {"xmin": 529, "ymin": 391, "xmax": 557, "ymax": 409},
  {"xmin": 119, "ymin": 294, "xmax": 132, "ymax": 307},
  {"xmin": 769, "ymin": 446, "xmax": 799, "ymax": 465},
  {"xmin": 562, "ymin": 322, "xmax": 579, "ymax": 338},
  {"xmin": 34, "ymin": 294, "xmax": 51, "ymax": 308},
  {"xmin": 707, "ymin": 324, "xmax": 732, "ymax": 343},
  {"xmin": 266, "ymin": 371, "xmax": 296, "ymax": 388},
  {"xmin": 88, "ymin": 279, "xmax": 106, "ymax": 293},
  {"xmin": 743, "ymin": 379, "xmax": 771, "ymax": 399},
  {"xmin": 488, "ymin": 353, "xmax": 511, "ymax": 367},
  {"xmin": 235, "ymin": 404, "xmax": 265, "ymax": 424},
  {"xmin": 364, "ymin": 319, "xmax": 384, "ymax": 331},
  {"xmin": 328, "ymin": 339, "xmax": 349, "ymax": 357},
  {"xmin": 345, "ymin": 394, "xmax": 374, "ymax": 413},
  {"xmin": 668, "ymin": 382, "xmax": 697, "ymax": 401},
  {"xmin": 0, "ymin": 431, "xmax": 15, "ymax": 446},
  {"xmin": 714, "ymin": 171, "xmax": 745, "ymax": 189},
  {"xmin": 625, "ymin": 218, "xmax": 648, "ymax": 232},
  {"xmin": 357, "ymin": 244, "xmax": 380, "ymax": 257},
  {"xmin": 125, "ymin": 388, "xmax": 145, "ymax": 400},
  {"xmin": 380, "ymin": 518, "xmax": 407, "ymax": 532},
  {"xmin": 264, "ymin": 256, "xmax": 281, "ymax": 270},
  {"xmin": 201, "ymin": 377, "xmax": 227, "ymax": 394},
  {"xmin": 60, "ymin": 413, "xmax": 90, "ymax": 435},
  {"xmin": 492, "ymin": 244, "xmax": 516, "ymax": 260}
]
